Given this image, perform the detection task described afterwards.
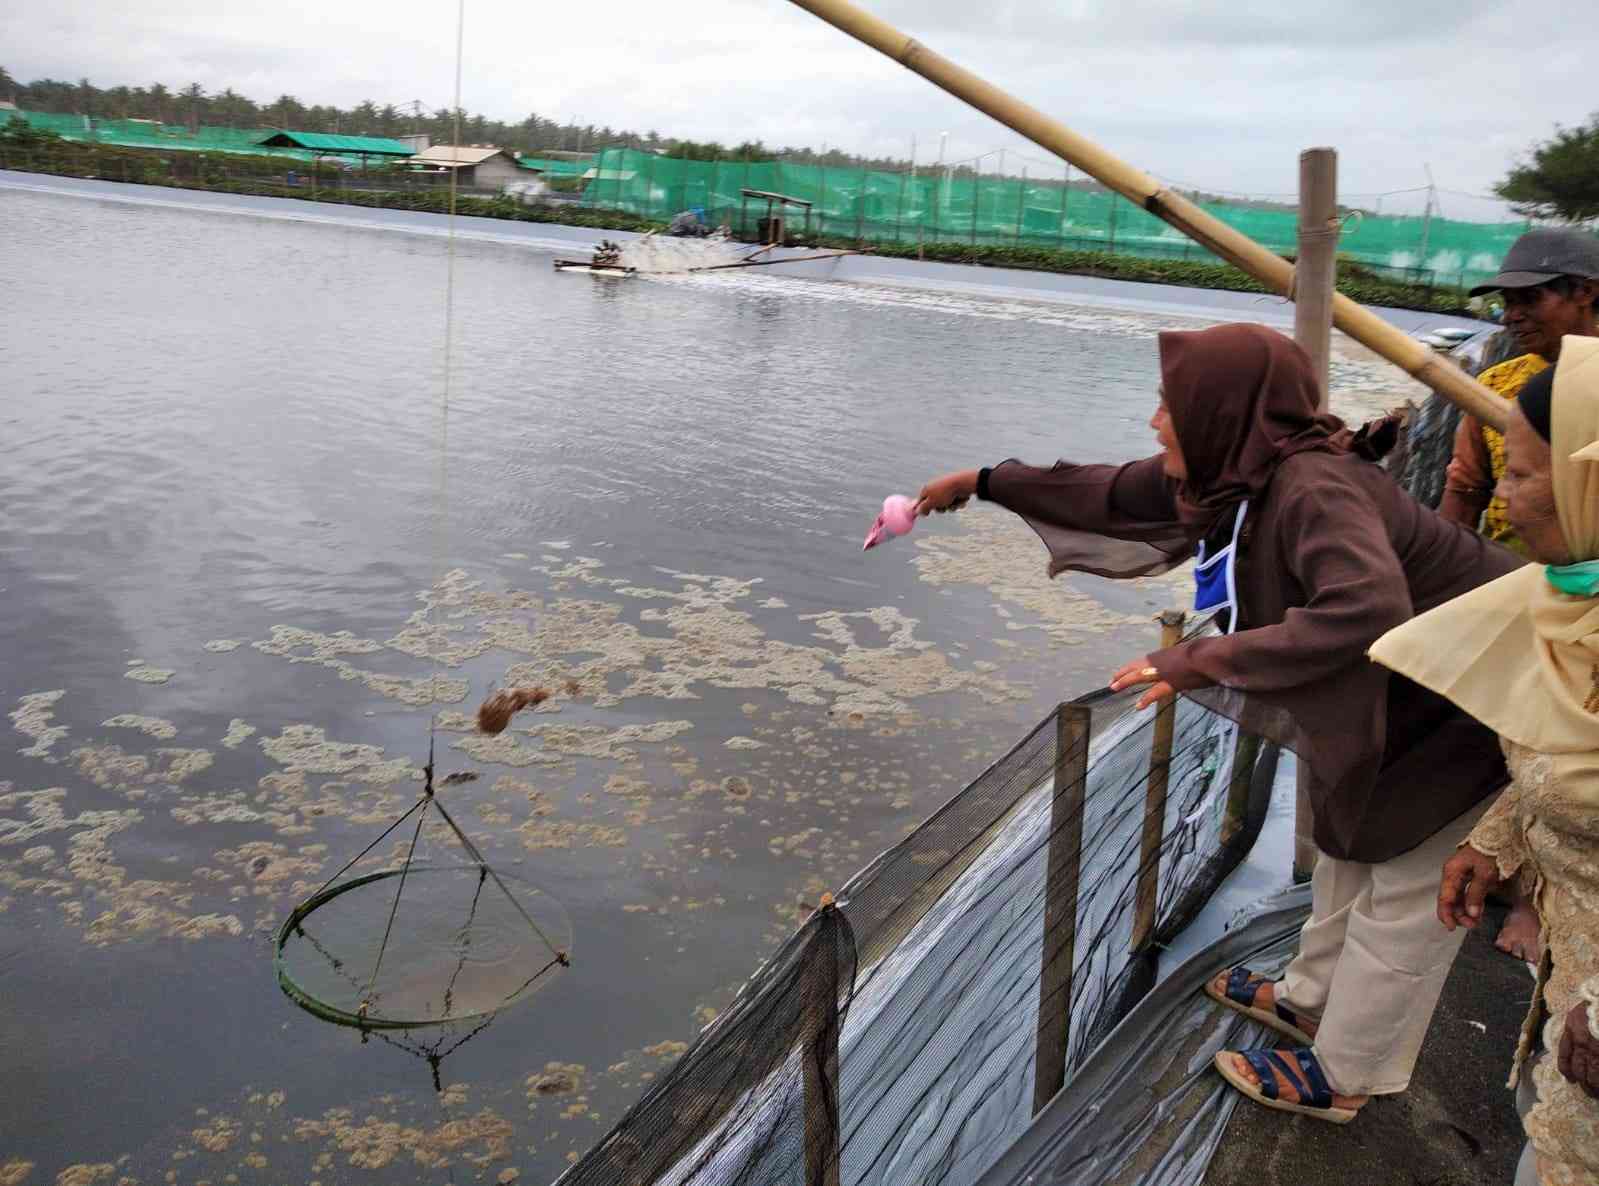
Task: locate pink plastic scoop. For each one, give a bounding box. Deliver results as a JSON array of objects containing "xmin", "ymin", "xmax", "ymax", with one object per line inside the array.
[{"xmin": 862, "ymin": 494, "xmax": 918, "ymax": 550}]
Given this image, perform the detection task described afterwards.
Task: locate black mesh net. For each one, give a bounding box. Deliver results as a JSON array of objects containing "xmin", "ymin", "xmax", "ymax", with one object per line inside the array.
[{"xmin": 555, "ymin": 646, "xmax": 1279, "ymax": 1186}]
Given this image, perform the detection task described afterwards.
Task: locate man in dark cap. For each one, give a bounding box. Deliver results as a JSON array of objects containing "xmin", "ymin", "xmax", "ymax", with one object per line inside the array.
[
  {"xmin": 1442, "ymin": 228, "xmax": 1599, "ymax": 554},
  {"xmin": 1438, "ymin": 226, "xmax": 1599, "ymax": 963}
]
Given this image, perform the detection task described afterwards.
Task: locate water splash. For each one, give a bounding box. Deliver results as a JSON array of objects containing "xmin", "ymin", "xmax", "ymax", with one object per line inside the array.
[{"xmin": 619, "ymin": 230, "xmax": 749, "ymax": 273}]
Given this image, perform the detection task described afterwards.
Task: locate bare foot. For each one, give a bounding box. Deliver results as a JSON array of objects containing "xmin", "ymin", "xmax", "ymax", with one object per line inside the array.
[
  {"xmin": 1495, "ymin": 898, "xmax": 1541, "ymax": 963},
  {"xmin": 1208, "ymin": 970, "xmax": 1319, "ymax": 1040},
  {"xmin": 1223, "ymin": 1050, "xmax": 1368, "ymax": 1112}
]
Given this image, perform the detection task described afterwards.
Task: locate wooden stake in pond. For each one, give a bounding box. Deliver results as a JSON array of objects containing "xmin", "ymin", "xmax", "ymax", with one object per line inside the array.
[
  {"xmin": 1132, "ymin": 610, "xmax": 1185, "ymax": 954},
  {"xmin": 782, "ymin": 0, "xmax": 1510, "ymax": 430}
]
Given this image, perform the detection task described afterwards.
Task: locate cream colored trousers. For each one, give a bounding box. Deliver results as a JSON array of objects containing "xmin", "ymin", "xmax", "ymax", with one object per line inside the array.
[{"xmin": 1276, "ymin": 798, "xmax": 1492, "ymax": 1097}]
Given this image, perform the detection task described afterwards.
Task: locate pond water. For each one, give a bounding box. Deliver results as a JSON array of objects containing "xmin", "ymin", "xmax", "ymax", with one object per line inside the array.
[{"xmin": 0, "ymin": 176, "xmax": 1420, "ymax": 1185}]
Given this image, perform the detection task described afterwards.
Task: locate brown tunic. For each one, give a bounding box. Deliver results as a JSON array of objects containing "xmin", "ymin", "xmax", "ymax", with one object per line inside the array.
[{"xmin": 987, "ymin": 448, "xmax": 1524, "ymax": 862}]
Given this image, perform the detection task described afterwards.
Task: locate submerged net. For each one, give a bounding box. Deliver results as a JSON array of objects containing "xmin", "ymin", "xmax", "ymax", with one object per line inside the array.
[
  {"xmin": 276, "ymin": 863, "xmax": 571, "ymax": 1028},
  {"xmin": 274, "ymin": 770, "xmax": 572, "ymax": 1030},
  {"xmin": 557, "ymin": 644, "xmax": 1279, "ymax": 1186}
]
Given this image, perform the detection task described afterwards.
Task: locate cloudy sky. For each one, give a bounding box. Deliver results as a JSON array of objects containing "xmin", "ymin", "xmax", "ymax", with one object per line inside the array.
[{"xmin": 5, "ymin": 0, "xmax": 1597, "ymax": 217}]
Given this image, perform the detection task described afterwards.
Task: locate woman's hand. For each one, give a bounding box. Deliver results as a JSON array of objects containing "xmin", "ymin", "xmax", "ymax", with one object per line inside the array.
[
  {"xmin": 915, "ymin": 470, "xmax": 979, "ymax": 517},
  {"xmin": 1558, "ymin": 1002, "xmax": 1599, "ymax": 1099},
  {"xmin": 1436, "ymin": 844, "xmax": 1504, "ymax": 931},
  {"xmin": 1109, "ymin": 656, "xmax": 1175, "ymax": 710}
]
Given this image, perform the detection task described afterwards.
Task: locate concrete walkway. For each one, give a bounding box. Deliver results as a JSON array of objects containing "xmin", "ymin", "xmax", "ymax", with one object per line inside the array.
[{"xmin": 1205, "ymin": 909, "xmax": 1532, "ymax": 1186}]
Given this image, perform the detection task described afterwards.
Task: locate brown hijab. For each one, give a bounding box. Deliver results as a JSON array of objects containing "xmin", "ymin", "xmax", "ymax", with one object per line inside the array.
[{"xmin": 1161, "ymin": 324, "xmax": 1352, "ymax": 527}]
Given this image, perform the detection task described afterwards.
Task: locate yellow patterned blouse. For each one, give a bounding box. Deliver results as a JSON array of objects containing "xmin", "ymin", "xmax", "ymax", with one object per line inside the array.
[{"xmin": 1475, "ymin": 353, "xmax": 1552, "ymax": 545}]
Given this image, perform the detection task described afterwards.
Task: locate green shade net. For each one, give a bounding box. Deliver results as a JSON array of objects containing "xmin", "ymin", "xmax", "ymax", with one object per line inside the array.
[{"xmin": 577, "ymin": 147, "xmax": 1549, "ymax": 290}]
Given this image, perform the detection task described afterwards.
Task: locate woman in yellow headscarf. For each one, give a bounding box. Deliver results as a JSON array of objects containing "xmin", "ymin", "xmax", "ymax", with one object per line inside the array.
[{"xmin": 1370, "ymin": 336, "xmax": 1599, "ymax": 1186}]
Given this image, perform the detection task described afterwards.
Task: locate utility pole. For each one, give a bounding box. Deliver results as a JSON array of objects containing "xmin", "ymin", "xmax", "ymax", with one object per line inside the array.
[{"xmin": 1418, "ymin": 164, "xmax": 1437, "ymax": 280}]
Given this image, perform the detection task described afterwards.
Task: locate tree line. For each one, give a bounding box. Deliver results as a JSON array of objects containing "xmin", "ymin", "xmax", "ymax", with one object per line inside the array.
[{"xmin": 0, "ymin": 65, "xmax": 914, "ymax": 171}]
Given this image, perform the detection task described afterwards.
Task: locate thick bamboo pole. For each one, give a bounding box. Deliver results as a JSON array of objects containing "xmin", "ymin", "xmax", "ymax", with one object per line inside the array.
[
  {"xmin": 1293, "ymin": 150, "xmax": 1337, "ymax": 884},
  {"xmin": 783, "ymin": 0, "xmax": 1508, "ymax": 430}
]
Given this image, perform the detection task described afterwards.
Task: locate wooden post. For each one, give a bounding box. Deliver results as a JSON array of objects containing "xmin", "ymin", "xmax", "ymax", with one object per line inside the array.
[
  {"xmin": 1292, "ymin": 148, "xmax": 1338, "ymax": 884},
  {"xmin": 1220, "ymin": 734, "xmax": 1263, "ymax": 846},
  {"xmin": 803, "ymin": 904, "xmax": 841, "ymax": 1186},
  {"xmin": 1132, "ymin": 610, "xmax": 1185, "ymax": 953},
  {"xmin": 1034, "ymin": 703, "xmax": 1092, "ymax": 1114}
]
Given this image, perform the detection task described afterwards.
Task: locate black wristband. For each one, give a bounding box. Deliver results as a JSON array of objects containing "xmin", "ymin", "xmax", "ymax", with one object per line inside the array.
[{"xmin": 976, "ymin": 466, "xmax": 993, "ymax": 501}]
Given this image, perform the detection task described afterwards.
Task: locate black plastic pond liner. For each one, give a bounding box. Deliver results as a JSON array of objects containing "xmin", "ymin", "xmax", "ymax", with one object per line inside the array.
[
  {"xmin": 556, "ymin": 661, "xmax": 1282, "ymax": 1186},
  {"xmin": 972, "ymin": 885, "xmax": 1310, "ymax": 1186}
]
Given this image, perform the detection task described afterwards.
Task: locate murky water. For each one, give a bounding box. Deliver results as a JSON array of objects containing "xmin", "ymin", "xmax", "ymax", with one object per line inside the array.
[{"xmin": 0, "ymin": 179, "xmax": 1421, "ymax": 1185}]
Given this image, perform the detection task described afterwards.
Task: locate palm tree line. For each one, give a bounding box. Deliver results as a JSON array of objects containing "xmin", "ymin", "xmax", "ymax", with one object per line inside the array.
[{"xmin": 0, "ymin": 64, "xmax": 914, "ymax": 170}]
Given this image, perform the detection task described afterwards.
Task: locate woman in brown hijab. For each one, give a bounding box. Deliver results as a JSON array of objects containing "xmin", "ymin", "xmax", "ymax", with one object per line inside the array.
[{"xmin": 917, "ymin": 322, "xmax": 1522, "ymax": 1121}]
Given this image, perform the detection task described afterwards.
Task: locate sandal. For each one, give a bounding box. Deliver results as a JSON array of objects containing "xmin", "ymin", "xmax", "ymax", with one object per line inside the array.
[
  {"xmin": 1204, "ymin": 966, "xmax": 1315, "ymax": 1045},
  {"xmin": 1213, "ymin": 1046, "xmax": 1359, "ymax": 1125}
]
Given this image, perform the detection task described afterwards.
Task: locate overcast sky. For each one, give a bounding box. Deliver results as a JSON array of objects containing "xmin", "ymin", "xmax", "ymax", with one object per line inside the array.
[{"xmin": 5, "ymin": 0, "xmax": 1597, "ymax": 217}]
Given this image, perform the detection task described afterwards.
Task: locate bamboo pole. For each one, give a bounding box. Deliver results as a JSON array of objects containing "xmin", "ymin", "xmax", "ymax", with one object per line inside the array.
[
  {"xmin": 782, "ymin": 0, "xmax": 1509, "ymax": 431},
  {"xmin": 1292, "ymin": 149, "xmax": 1338, "ymax": 883}
]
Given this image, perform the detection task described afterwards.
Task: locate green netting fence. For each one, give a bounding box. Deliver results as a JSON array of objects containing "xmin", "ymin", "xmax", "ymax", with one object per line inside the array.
[
  {"xmin": 578, "ymin": 147, "xmax": 1545, "ymax": 291},
  {"xmin": 2, "ymin": 109, "xmax": 321, "ymax": 160}
]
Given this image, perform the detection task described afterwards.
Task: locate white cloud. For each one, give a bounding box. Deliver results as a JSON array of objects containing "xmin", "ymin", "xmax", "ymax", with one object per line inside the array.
[{"xmin": 3, "ymin": 0, "xmax": 1594, "ymax": 214}]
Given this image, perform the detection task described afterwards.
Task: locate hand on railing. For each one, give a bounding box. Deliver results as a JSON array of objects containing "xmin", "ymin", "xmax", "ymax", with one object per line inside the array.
[{"xmin": 1108, "ymin": 655, "xmax": 1175, "ymax": 711}]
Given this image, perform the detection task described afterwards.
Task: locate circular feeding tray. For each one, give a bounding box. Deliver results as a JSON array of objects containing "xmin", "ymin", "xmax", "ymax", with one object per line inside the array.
[{"xmin": 275, "ymin": 864, "xmax": 571, "ymax": 1029}]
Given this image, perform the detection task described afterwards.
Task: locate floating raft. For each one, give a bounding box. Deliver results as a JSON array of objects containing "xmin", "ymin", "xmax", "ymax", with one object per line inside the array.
[
  {"xmin": 554, "ymin": 249, "xmax": 859, "ymax": 279},
  {"xmin": 553, "ymin": 260, "xmax": 638, "ymax": 277}
]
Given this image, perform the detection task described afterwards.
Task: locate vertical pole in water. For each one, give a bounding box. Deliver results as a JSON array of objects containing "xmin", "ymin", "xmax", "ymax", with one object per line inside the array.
[
  {"xmin": 969, "ymin": 157, "xmax": 980, "ymax": 245},
  {"xmin": 819, "ymin": 165, "xmax": 829, "ymax": 240},
  {"xmin": 894, "ymin": 167, "xmax": 907, "ymax": 246},
  {"xmin": 803, "ymin": 903, "xmax": 841, "ymax": 1186},
  {"xmin": 1293, "ymin": 147, "xmax": 1338, "ymax": 884},
  {"xmin": 1034, "ymin": 704, "xmax": 1091, "ymax": 1114},
  {"xmin": 855, "ymin": 166, "xmax": 866, "ymax": 246},
  {"xmin": 1015, "ymin": 166, "xmax": 1027, "ymax": 246},
  {"xmin": 741, "ymin": 152, "xmax": 751, "ymax": 231},
  {"xmin": 1131, "ymin": 610, "xmax": 1185, "ymax": 953},
  {"xmin": 1058, "ymin": 164, "xmax": 1070, "ymax": 249},
  {"xmin": 1418, "ymin": 170, "xmax": 1435, "ymax": 279}
]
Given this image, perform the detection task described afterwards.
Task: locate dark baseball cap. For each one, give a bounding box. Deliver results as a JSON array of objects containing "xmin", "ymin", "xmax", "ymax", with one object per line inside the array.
[{"xmin": 1469, "ymin": 227, "xmax": 1599, "ymax": 296}]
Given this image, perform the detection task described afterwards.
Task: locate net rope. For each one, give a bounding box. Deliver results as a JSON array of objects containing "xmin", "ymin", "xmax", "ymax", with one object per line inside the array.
[{"xmin": 274, "ymin": 0, "xmax": 568, "ymax": 1040}]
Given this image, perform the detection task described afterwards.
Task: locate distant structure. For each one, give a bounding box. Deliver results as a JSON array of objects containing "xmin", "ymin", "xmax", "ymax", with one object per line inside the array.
[
  {"xmin": 407, "ymin": 144, "xmax": 521, "ymax": 190},
  {"xmin": 256, "ymin": 130, "xmax": 416, "ymax": 168},
  {"xmin": 395, "ymin": 133, "xmax": 430, "ymax": 155}
]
